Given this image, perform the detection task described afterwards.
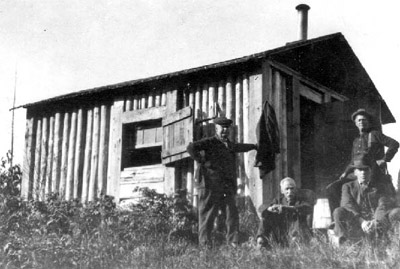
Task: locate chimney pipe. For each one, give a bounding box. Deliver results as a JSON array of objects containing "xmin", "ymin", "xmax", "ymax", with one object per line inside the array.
[{"xmin": 296, "ymin": 4, "xmax": 310, "ymax": 41}]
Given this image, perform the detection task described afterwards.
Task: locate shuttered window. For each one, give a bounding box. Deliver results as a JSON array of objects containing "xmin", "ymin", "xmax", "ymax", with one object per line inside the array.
[
  {"xmin": 162, "ymin": 106, "xmax": 193, "ymax": 164},
  {"xmin": 122, "ymin": 120, "xmax": 162, "ymax": 169}
]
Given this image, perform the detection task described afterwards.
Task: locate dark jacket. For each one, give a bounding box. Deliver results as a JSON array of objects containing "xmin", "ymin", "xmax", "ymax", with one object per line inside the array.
[
  {"xmin": 254, "ymin": 101, "xmax": 280, "ymax": 178},
  {"xmin": 344, "ymin": 129, "xmax": 399, "ymax": 175},
  {"xmin": 340, "ymin": 180, "xmax": 394, "ymax": 223},
  {"xmin": 354, "ymin": 129, "xmax": 399, "ymax": 162},
  {"xmin": 187, "ymin": 136, "xmax": 255, "ymax": 193}
]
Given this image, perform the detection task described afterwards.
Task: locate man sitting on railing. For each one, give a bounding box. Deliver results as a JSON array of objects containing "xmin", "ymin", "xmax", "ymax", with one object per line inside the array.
[{"xmin": 330, "ymin": 154, "xmax": 400, "ymax": 246}]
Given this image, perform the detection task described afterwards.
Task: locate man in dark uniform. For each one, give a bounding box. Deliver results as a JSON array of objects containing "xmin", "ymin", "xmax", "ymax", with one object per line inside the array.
[
  {"xmin": 331, "ymin": 155, "xmax": 400, "ymax": 246},
  {"xmin": 186, "ymin": 116, "xmax": 257, "ymax": 247},
  {"xmin": 256, "ymin": 177, "xmax": 313, "ymax": 249}
]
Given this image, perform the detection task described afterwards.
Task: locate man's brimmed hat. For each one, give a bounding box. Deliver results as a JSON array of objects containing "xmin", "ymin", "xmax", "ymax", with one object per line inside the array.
[
  {"xmin": 214, "ymin": 116, "xmax": 233, "ymax": 127},
  {"xmin": 350, "ymin": 154, "xmax": 372, "ymax": 170},
  {"xmin": 351, "ymin": 108, "xmax": 373, "ymax": 122}
]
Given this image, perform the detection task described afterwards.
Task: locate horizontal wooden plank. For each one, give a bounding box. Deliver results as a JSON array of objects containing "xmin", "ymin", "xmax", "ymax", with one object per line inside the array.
[
  {"xmin": 122, "ymin": 164, "xmax": 163, "ymax": 171},
  {"xmin": 299, "ymin": 83, "xmax": 324, "ymax": 104},
  {"xmin": 162, "ymin": 152, "xmax": 190, "ymax": 164},
  {"xmin": 122, "ymin": 106, "xmax": 166, "ymax": 124},
  {"xmin": 162, "ymin": 106, "xmax": 192, "ymax": 126},
  {"xmin": 120, "ymin": 164, "xmax": 164, "ymax": 183},
  {"xmin": 134, "ymin": 141, "xmax": 163, "ymax": 149},
  {"xmin": 120, "ymin": 177, "xmax": 164, "ymax": 184}
]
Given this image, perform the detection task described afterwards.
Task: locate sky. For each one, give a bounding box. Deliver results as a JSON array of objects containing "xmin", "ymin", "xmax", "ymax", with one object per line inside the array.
[{"xmin": 1, "ymin": 0, "xmax": 399, "ymax": 180}]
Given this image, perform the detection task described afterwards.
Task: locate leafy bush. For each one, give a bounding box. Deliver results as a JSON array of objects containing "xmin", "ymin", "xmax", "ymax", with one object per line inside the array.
[
  {"xmin": 1, "ymin": 153, "xmax": 400, "ymax": 268},
  {"xmin": 0, "ymin": 152, "xmax": 21, "ymax": 198},
  {"xmin": 0, "ymin": 157, "xmax": 198, "ymax": 268},
  {"xmin": 128, "ymin": 188, "xmax": 197, "ymax": 240}
]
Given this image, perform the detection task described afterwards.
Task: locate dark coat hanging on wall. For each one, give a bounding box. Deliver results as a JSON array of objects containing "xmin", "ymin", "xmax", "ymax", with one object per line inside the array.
[{"xmin": 255, "ymin": 101, "xmax": 280, "ymax": 178}]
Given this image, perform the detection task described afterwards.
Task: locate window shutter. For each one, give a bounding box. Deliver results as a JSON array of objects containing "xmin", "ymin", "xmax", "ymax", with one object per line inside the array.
[{"xmin": 162, "ymin": 106, "xmax": 193, "ymax": 164}]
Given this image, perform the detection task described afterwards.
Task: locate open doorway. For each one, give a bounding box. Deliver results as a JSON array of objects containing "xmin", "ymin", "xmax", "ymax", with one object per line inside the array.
[{"xmin": 300, "ymin": 96, "xmax": 319, "ymax": 191}]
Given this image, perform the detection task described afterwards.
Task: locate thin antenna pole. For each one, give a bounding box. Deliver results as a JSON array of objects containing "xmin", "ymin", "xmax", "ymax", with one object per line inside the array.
[{"xmin": 10, "ymin": 65, "xmax": 17, "ymax": 168}]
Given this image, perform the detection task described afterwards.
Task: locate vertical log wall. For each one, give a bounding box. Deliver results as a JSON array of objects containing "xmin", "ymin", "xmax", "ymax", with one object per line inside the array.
[
  {"xmin": 22, "ymin": 63, "xmax": 299, "ymax": 210},
  {"xmin": 22, "ymin": 103, "xmax": 111, "ymax": 202}
]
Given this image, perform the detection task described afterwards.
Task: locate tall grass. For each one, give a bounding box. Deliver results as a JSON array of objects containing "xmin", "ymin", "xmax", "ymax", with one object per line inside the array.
[{"xmin": 1, "ymin": 154, "xmax": 400, "ymax": 268}]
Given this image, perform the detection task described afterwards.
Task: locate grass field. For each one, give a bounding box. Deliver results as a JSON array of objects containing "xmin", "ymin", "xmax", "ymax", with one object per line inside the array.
[
  {"xmin": 1, "ymin": 193, "xmax": 399, "ymax": 269},
  {"xmin": 1, "ymin": 157, "xmax": 400, "ymax": 268}
]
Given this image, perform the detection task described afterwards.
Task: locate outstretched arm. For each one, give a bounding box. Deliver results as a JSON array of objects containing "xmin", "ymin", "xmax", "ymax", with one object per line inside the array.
[{"xmin": 232, "ymin": 143, "xmax": 258, "ymax": 153}]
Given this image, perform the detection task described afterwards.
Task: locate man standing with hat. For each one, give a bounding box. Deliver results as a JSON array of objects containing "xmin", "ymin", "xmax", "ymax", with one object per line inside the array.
[
  {"xmin": 186, "ymin": 116, "xmax": 257, "ymax": 247},
  {"xmin": 332, "ymin": 154, "xmax": 400, "ymax": 245}
]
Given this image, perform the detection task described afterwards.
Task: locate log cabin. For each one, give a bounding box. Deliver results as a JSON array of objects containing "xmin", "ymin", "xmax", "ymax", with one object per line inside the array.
[{"xmin": 19, "ymin": 6, "xmax": 395, "ymax": 213}]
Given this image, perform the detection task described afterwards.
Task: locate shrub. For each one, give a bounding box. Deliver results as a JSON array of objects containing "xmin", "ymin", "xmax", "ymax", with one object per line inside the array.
[
  {"xmin": 124, "ymin": 187, "xmax": 197, "ymax": 241},
  {"xmin": 0, "ymin": 169, "xmax": 198, "ymax": 268},
  {"xmin": 0, "ymin": 152, "xmax": 21, "ymax": 198}
]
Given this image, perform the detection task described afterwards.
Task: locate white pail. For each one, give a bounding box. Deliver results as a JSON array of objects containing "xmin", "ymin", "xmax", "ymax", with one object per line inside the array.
[{"xmin": 312, "ymin": 198, "xmax": 331, "ymax": 229}]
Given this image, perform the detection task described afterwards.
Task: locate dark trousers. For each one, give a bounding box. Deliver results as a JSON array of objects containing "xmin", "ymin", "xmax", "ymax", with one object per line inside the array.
[
  {"xmin": 326, "ymin": 178, "xmax": 353, "ymax": 215},
  {"xmin": 198, "ymin": 188, "xmax": 239, "ymax": 245},
  {"xmin": 371, "ymin": 163, "xmax": 396, "ymax": 197},
  {"xmin": 333, "ymin": 207, "xmax": 400, "ymax": 239},
  {"xmin": 257, "ymin": 210, "xmax": 310, "ymax": 246}
]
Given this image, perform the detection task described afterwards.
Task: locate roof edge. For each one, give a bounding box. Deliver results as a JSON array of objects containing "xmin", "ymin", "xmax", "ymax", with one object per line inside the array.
[{"xmin": 18, "ymin": 32, "xmax": 344, "ymax": 109}]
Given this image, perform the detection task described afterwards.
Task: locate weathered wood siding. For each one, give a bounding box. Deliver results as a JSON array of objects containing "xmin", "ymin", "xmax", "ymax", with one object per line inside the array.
[
  {"xmin": 20, "ymin": 64, "xmax": 306, "ymax": 210},
  {"xmin": 22, "ymin": 104, "xmax": 111, "ymax": 202},
  {"xmin": 22, "ymin": 59, "xmax": 353, "ymax": 211}
]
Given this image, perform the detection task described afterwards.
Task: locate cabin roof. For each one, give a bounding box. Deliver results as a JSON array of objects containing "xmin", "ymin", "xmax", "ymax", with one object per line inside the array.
[{"xmin": 20, "ymin": 32, "xmax": 395, "ymax": 124}]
